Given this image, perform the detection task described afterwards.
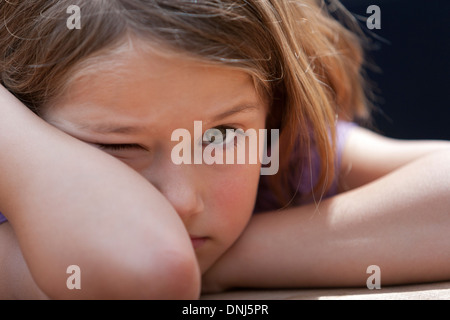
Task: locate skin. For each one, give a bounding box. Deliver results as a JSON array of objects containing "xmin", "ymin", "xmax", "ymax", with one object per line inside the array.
[
  {"xmin": 202, "ymin": 127, "xmax": 450, "ymax": 291},
  {"xmin": 1, "ymin": 40, "xmax": 450, "ymax": 298},
  {"xmin": 0, "ymin": 78, "xmax": 202, "ymax": 299},
  {"xmin": 41, "ymin": 44, "xmax": 268, "ymax": 273},
  {"xmin": 0, "ymin": 40, "xmax": 267, "ymax": 298}
]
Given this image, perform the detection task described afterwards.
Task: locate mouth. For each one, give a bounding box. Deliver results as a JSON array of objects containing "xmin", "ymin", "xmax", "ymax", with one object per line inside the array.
[{"xmin": 190, "ymin": 236, "xmax": 207, "ymax": 249}]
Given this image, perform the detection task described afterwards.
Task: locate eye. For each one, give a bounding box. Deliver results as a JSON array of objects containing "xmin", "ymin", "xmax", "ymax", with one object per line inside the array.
[
  {"xmin": 203, "ymin": 126, "xmax": 237, "ymax": 146},
  {"xmin": 95, "ymin": 143, "xmax": 146, "ymax": 151},
  {"xmin": 93, "ymin": 143, "xmax": 151, "ymax": 170}
]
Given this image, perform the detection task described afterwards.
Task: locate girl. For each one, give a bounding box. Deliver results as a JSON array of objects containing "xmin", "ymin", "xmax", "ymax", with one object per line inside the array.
[{"xmin": 0, "ymin": 0, "xmax": 449, "ymax": 299}]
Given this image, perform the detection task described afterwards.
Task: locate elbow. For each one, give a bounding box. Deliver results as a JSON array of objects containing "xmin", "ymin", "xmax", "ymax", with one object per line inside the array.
[
  {"xmin": 40, "ymin": 242, "xmax": 201, "ymax": 300},
  {"xmin": 150, "ymin": 248, "xmax": 201, "ymax": 300},
  {"xmin": 94, "ymin": 246, "xmax": 201, "ymax": 300}
]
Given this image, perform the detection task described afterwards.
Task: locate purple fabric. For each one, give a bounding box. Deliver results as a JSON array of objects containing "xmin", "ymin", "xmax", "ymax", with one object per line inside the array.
[
  {"xmin": 0, "ymin": 212, "xmax": 7, "ymax": 225},
  {"xmin": 253, "ymin": 121, "xmax": 357, "ymax": 213}
]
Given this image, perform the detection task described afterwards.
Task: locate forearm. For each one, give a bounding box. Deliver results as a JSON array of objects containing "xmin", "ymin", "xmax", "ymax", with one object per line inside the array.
[
  {"xmin": 0, "ymin": 86, "xmax": 200, "ymax": 299},
  {"xmin": 203, "ymin": 149, "xmax": 450, "ymax": 291}
]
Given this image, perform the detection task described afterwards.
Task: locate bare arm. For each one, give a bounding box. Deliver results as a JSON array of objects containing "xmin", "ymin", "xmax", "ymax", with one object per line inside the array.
[
  {"xmin": 0, "ymin": 223, "xmax": 47, "ymax": 299},
  {"xmin": 0, "ymin": 86, "xmax": 200, "ymax": 299},
  {"xmin": 202, "ymin": 129, "xmax": 450, "ymax": 292},
  {"xmin": 339, "ymin": 126, "xmax": 450, "ymax": 191}
]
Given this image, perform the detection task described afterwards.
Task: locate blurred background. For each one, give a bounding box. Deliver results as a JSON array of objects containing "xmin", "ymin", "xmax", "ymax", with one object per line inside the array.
[{"xmin": 340, "ymin": 0, "xmax": 450, "ymax": 140}]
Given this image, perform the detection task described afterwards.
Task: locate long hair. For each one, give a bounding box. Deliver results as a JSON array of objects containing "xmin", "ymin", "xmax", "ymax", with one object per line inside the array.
[{"xmin": 0, "ymin": 0, "xmax": 371, "ymax": 207}]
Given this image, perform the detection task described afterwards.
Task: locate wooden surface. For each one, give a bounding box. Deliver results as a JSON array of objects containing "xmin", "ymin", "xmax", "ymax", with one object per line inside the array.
[{"xmin": 201, "ymin": 281, "xmax": 450, "ymax": 300}]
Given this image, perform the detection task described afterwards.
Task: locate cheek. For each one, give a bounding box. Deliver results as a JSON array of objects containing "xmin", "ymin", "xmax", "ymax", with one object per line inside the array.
[
  {"xmin": 196, "ymin": 164, "xmax": 261, "ymax": 273},
  {"xmin": 207, "ymin": 164, "xmax": 260, "ymax": 240}
]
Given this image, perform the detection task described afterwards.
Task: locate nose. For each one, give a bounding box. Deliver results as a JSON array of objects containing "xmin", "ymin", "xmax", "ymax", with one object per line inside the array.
[{"xmin": 145, "ymin": 160, "xmax": 204, "ymax": 223}]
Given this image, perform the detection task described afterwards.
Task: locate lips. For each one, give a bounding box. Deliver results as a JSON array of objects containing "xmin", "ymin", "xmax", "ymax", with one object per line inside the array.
[{"xmin": 190, "ymin": 236, "xmax": 207, "ymax": 249}]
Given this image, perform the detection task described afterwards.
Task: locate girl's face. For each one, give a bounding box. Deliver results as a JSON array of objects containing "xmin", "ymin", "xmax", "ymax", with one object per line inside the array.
[{"xmin": 42, "ymin": 43, "xmax": 268, "ymax": 272}]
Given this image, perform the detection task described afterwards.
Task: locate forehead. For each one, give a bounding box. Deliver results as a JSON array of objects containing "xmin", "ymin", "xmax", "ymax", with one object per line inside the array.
[{"xmin": 48, "ymin": 42, "xmax": 267, "ymax": 127}]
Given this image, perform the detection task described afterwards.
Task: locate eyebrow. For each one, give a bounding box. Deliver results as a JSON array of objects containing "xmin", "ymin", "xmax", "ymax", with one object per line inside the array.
[
  {"xmin": 211, "ymin": 104, "xmax": 261, "ymax": 122},
  {"xmin": 81, "ymin": 104, "xmax": 261, "ymax": 135},
  {"xmin": 77, "ymin": 122, "xmax": 147, "ymax": 135}
]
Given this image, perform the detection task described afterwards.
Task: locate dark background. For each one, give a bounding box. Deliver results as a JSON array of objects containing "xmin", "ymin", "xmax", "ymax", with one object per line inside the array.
[{"xmin": 340, "ymin": 0, "xmax": 450, "ymax": 140}]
